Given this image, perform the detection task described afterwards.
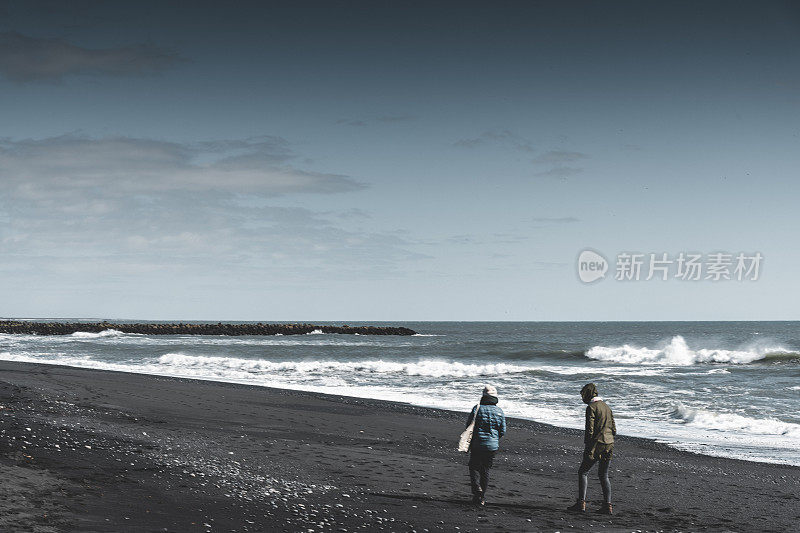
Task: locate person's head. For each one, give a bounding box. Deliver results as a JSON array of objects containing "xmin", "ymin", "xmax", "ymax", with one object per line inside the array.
[
  {"xmin": 580, "ymin": 383, "xmax": 598, "ymax": 404},
  {"xmin": 482, "ymin": 384, "xmax": 498, "ymax": 398}
]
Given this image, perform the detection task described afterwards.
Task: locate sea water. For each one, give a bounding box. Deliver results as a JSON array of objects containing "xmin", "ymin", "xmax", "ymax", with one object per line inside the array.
[{"xmin": 1, "ymin": 321, "xmax": 798, "ymax": 465}]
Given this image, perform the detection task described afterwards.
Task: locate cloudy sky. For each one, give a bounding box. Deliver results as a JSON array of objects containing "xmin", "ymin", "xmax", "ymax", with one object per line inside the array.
[{"xmin": 1, "ymin": 1, "xmax": 798, "ymax": 321}]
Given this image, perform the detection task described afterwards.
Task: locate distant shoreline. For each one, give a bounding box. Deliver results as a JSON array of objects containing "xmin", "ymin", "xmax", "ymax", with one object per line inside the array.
[
  {"xmin": 0, "ymin": 320, "xmax": 416, "ymax": 336},
  {"xmin": 4, "ymin": 318, "xmax": 800, "ymax": 324}
]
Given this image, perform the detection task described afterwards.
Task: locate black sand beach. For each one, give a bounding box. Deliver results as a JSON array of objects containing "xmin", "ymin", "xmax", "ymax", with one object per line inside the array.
[{"xmin": 0, "ymin": 361, "xmax": 796, "ymax": 532}]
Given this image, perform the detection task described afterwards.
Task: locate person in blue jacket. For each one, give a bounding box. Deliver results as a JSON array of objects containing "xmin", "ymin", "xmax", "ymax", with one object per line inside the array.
[{"xmin": 465, "ymin": 384, "xmax": 507, "ymax": 505}]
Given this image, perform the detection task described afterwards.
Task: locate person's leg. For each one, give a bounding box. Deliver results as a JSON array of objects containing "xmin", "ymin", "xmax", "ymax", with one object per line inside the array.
[
  {"xmin": 479, "ymin": 450, "xmax": 496, "ymax": 496},
  {"xmin": 468, "ymin": 451, "xmax": 484, "ymax": 502},
  {"xmin": 578, "ymin": 454, "xmax": 596, "ymax": 502},
  {"xmin": 598, "ymin": 459, "xmax": 611, "ymax": 503},
  {"xmin": 568, "ymin": 453, "xmax": 596, "ymax": 511}
]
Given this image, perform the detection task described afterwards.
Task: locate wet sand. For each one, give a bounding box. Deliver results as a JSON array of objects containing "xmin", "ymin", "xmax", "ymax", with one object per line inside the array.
[{"xmin": 0, "ymin": 360, "xmax": 796, "ymax": 532}]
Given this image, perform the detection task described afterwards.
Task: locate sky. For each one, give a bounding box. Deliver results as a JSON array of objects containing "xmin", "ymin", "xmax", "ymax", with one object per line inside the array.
[{"xmin": 0, "ymin": 0, "xmax": 799, "ymax": 321}]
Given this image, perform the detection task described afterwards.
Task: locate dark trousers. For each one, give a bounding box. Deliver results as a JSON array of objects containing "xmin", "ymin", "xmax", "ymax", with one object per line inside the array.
[
  {"xmin": 578, "ymin": 451, "xmax": 611, "ymax": 503},
  {"xmin": 468, "ymin": 449, "xmax": 496, "ymax": 496}
]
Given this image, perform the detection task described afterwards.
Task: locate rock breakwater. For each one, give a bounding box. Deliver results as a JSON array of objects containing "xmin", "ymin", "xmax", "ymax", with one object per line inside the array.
[{"xmin": 0, "ymin": 321, "xmax": 416, "ymax": 336}]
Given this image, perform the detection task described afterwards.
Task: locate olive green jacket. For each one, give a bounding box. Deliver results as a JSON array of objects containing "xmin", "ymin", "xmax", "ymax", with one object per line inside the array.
[{"xmin": 585, "ymin": 399, "xmax": 616, "ymax": 445}]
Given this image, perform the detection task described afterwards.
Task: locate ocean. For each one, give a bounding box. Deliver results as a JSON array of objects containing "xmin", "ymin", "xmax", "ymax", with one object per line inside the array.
[{"xmin": 1, "ymin": 321, "xmax": 798, "ymax": 465}]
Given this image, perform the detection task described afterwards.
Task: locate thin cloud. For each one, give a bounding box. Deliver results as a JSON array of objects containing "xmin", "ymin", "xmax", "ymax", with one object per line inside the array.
[
  {"xmin": 336, "ymin": 119, "xmax": 368, "ymax": 127},
  {"xmin": 438, "ymin": 232, "xmax": 531, "ymax": 246},
  {"xmin": 530, "ymin": 217, "xmax": 579, "ymax": 224},
  {"xmin": 336, "ymin": 115, "xmax": 414, "ymax": 127},
  {"xmin": 533, "ymin": 166, "xmax": 583, "ymax": 179},
  {"xmin": 453, "ymin": 130, "xmax": 535, "ymax": 152},
  {"xmin": 0, "ymin": 135, "xmax": 364, "ymax": 196},
  {"xmin": 531, "ymin": 150, "xmax": 588, "ymax": 179},
  {"xmin": 532, "ymin": 150, "xmax": 588, "ymax": 165},
  {"xmin": 0, "ymin": 31, "xmax": 184, "ymax": 82},
  {"xmin": 375, "ymin": 115, "xmax": 414, "ymax": 122},
  {"xmin": 531, "ymin": 261, "xmax": 568, "ymax": 270},
  {"xmin": 330, "ymin": 208, "xmax": 372, "ymax": 220},
  {"xmin": 0, "ymin": 195, "xmax": 427, "ymax": 283},
  {"xmin": 0, "ymin": 135, "xmax": 425, "ymax": 285}
]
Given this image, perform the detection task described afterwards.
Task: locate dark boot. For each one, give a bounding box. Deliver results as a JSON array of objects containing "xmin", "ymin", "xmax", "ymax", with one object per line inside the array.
[
  {"xmin": 566, "ymin": 500, "xmax": 586, "ymax": 512},
  {"xmin": 595, "ymin": 503, "xmax": 612, "ymax": 515},
  {"xmin": 472, "ymin": 492, "xmax": 483, "ymax": 505}
]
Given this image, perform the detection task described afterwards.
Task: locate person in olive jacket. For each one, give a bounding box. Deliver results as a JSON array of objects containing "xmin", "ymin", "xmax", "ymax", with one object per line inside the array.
[
  {"xmin": 567, "ymin": 382, "xmax": 617, "ymax": 515},
  {"xmin": 465, "ymin": 384, "xmax": 506, "ymax": 505}
]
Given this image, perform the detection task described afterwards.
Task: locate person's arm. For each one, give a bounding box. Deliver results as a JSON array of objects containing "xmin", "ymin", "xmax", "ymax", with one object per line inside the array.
[
  {"xmin": 584, "ymin": 405, "xmax": 594, "ymax": 445},
  {"xmin": 498, "ymin": 410, "xmax": 506, "ymax": 438},
  {"xmin": 611, "ymin": 408, "xmax": 617, "ymax": 436},
  {"xmin": 465, "ymin": 405, "xmax": 477, "ymax": 428}
]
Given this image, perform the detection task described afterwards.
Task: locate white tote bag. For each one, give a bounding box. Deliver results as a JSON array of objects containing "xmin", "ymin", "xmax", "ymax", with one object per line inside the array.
[{"xmin": 458, "ymin": 404, "xmax": 480, "ymax": 452}]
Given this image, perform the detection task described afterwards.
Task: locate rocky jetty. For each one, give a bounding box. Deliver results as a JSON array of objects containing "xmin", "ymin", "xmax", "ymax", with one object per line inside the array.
[{"xmin": 0, "ymin": 321, "xmax": 416, "ymax": 336}]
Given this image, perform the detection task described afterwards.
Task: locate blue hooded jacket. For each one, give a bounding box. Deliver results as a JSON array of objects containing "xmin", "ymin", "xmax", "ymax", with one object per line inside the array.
[{"xmin": 465, "ymin": 399, "xmax": 506, "ymax": 451}]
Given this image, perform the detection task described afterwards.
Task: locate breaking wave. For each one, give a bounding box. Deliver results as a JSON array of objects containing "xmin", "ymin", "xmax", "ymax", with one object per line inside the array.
[
  {"xmin": 157, "ymin": 353, "xmax": 533, "ymax": 378},
  {"xmin": 3, "ymin": 351, "xmax": 534, "ymax": 380},
  {"xmin": 585, "ymin": 336, "xmax": 794, "ymax": 365},
  {"xmin": 70, "ymin": 329, "xmax": 127, "ymax": 339},
  {"xmin": 671, "ymin": 403, "xmax": 800, "ymax": 437}
]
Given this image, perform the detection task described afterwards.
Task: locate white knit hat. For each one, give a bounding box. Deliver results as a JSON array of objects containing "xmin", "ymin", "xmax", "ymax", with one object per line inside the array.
[{"xmin": 482, "ymin": 384, "xmax": 498, "ymax": 397}]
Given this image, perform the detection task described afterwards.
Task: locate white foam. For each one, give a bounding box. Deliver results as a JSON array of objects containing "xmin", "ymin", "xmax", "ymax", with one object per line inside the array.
[
  {"xmin": 70, "ymin": 329, "xmax": 127, "ymax": 339},
  {"xmin": 157, "ymin": 353, "xmax": 535, "ymax": 378},
  {"xmin": 672, "ymin": 402, "xmax": 800, "ymax": 437},
  {"xmin": 586, "ymin": 335, "xmax": 788, "ymax": 365},
  {"xmin": 152, "ymin": 353, "xmax": 669, "ymax": 379}
]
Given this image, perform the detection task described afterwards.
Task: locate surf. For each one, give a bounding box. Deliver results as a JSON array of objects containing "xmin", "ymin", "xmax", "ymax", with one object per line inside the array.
[
  {"xmin": 671, "ymin": 402, "xmax": 800, "ymax": 438},
  {"xmin": 585, "ymin": 335, "xmax": 794, "ymax": 365}
]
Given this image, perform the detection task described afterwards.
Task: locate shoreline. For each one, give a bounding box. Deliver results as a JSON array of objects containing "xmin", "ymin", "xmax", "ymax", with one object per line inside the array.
[
  {"xmin": 3, "ymin": 357, "xmax": 794, "ymax": 468},
  {"xmin": 0, "ymin": 360, "xmax": 797, "ymax": 531}
]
